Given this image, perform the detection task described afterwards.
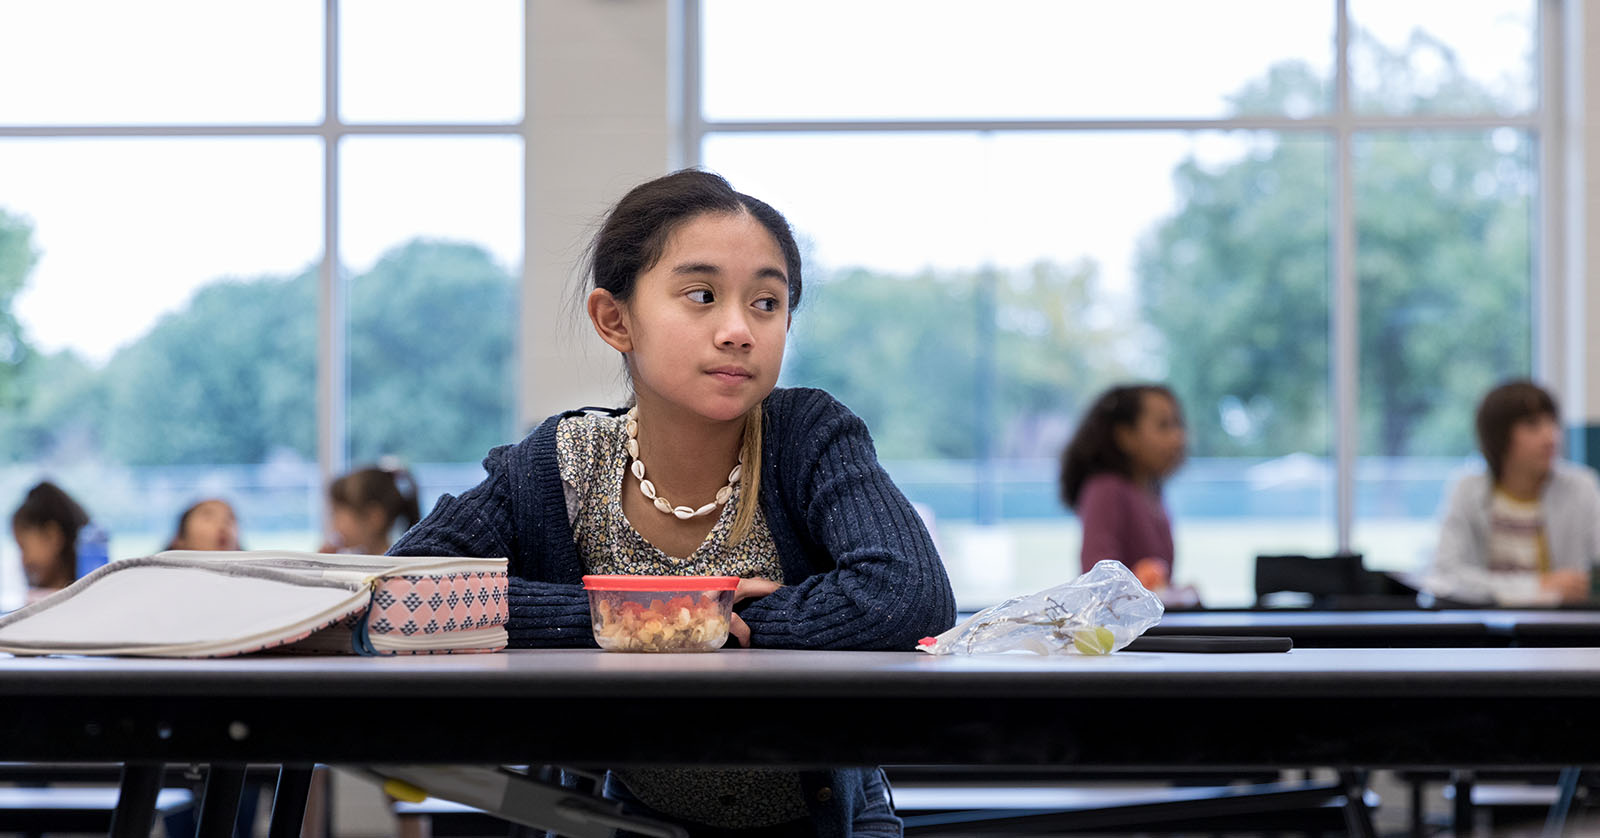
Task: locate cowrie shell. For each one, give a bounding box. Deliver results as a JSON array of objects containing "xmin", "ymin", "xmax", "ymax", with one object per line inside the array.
[
  {"xmin": 653, "ymin": 497, "xmax": 674, "ymax": 515},
  {"xmin": 630, "ymin": 460, "xmax": 646, "ymax": 480},
  {"xmin": 694, "ymin": 502, "xmax": 718, "ymax": 517},
  {"xmin": 672, "ymin": 505, "xmax": 697, "ymax": 520},
  {"xmin": 715, "ymin": 485, "xmax": 732, "ymax": 504},
  {"xmin": 639, "ymin": 479, "xmax": 657, "ymax": 500},
  {"xmin": 728, "ymin": 464, "xmax": 742, "ymax": 483}
]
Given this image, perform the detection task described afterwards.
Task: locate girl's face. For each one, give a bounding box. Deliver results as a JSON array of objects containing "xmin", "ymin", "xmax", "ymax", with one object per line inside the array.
[
  {"xmin": 14, "ymin": 522, "xmax": 65, "ymax": 588},
  {"xmin": 1116, "ymin": 391, "xmax": 1188, "ymax": 481},
  {"xmin": 1505, "ymin": 413, "xmax": 1560, "ymax": 477},
  {"xmin": 175, "ymin": 500, "xmax": 240, "ymax": 551},
  {"xmin": 605, "ymin": 211, "xmax": 790, "ymax": 424},
  {"xmin": 330, "ymin": 501, "xmax": 387, "ymax": 550}
]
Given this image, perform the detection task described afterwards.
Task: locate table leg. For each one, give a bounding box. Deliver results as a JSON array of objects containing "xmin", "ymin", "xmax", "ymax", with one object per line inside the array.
[
  {"xmin": 196, "ymin": 763, "xmax": 247, "ymax": 838},
  {"xmin": 1452, "ymin": 770, "xmax": 1474, "ymax": 836},
  {"xmin": 268, "ymin": 764, "xmax": 315, "ymax": 838},
  {"xmin": 1339, "ymin": 770, "xmax": 1377, "ymax": 838},
  {"xmin": 1409, "ymin": 775, "xmax": 1426, "ymax": 838},
  {"xmin": 110, "ymin": 762, "xmax": 165, "ymax": 838},
  {"xmin": 1542, "ymin": 766, "xmax": 1581, "ymax": 838}
]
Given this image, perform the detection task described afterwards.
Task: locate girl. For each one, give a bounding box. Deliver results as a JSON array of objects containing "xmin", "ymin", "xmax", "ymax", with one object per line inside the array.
[
  {"xmin": 392, "ymin": 170, "xmax": 955, "ymax": 837},
  {"xmin": 165, "ymin": 498, "xmax": 241, "ymax": 551},
  {"xmin": 1059, "ymin": 385, "xmax": 1187, "ymax": 586},
  {"xmin": 323, "ymin": 463, "xmax": 421, "ymax": 555},
  {"xmin": 11, "ymin": 481, "xmax": 89, "ymax": 602}
]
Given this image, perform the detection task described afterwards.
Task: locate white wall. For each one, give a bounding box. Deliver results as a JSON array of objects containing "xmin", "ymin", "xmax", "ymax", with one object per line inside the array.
[
  {"xmin": 1568, "ymin": 0, "xmax": 1600, "ymax": 429},
  {"xmin": 521, "ymin": 0, "xmax": 681, "ymax": 429}
]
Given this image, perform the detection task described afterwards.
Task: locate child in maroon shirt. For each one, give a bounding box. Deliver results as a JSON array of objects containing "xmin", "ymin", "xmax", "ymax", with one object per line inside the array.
[{"xmin": 1060, "ymin": 385, "xmax": 1187, "ymax": 589}]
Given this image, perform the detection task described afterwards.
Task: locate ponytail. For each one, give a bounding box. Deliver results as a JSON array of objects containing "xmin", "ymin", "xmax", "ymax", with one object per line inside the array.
[
  {"xmin": 729, "ymin": 406, "xmax": 763, "ymax": 545},
  {"xmin": 330, "ymin": 461, "xmax": 421, "ymax": 534}
]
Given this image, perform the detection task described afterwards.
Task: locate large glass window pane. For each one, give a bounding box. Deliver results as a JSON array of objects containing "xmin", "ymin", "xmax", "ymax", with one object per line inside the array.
[
  {"xmin": 341, "ymin": 0, "xmax": 523, "ymax": 124},
  {"xmin": 0, "ymin": 1, "xmax": 322, "ymax": 125},
  {"xmin": 702, "ymin": 0, "xmax": 1332, "ymax": 121},
  {"xmin": 1353, "ymin": 130, "xmax": 1534, "ymax": 573},
  {"xmin": 0, "ymin": 138, "xmax": 322, "ymax": 608},
  {"xmin": 705, "ymin": 130, "xmax": 1333, "ymax": 609},
  {"xmin": 1349, "ymin": 0, "xmax": 1536, "ymax": 116},
  {"xmin": 340, "ymin": 137, "xmax": 522, "ymax": 503}
]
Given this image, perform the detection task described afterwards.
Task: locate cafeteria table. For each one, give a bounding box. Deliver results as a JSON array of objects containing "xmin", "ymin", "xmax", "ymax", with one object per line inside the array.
[
  {"xmin": 1148, "ymin": 607, "xmax": 1600, "ymax": 647},
  {"xmin": 3, "ymin": 646, "xmax": 1600, "ymax": 835}
]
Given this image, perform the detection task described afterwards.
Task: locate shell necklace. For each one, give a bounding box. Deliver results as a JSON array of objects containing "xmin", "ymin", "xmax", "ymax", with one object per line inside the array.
[{"xmin": 624, "ymin": 406, "xmax": 742, "ymax": 520}]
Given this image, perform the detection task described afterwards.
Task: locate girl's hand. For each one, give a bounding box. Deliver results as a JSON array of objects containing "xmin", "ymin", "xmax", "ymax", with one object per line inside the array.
[
  {"xmin": 735, "ymin": 577, "xmax": 781, "ymax": 603},
  {"xmin": 729, "ymin": 577, "xmax": 782, "ymax": 647}
]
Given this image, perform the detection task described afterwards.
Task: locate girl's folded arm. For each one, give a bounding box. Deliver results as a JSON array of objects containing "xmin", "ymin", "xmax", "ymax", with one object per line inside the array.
[
  {"xmin": 388, "ymin": 444, "xmax": 596, "ymax": 647},
  {"xmin": 738, "ymin": 405, "xmax": 956, "ymax": 650},
  {"xmin": 505, "ymin": 577, "xmax": 595, "ymax": 647},
  {"xmin": 389, "ymin": 445, "xmax": 519, "ymax": 561}
]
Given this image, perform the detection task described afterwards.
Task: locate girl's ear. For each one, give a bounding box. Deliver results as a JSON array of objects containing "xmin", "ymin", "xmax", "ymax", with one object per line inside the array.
[
  {"xmin": 1112, "ymin": 423, "xmax": 1138, "ymax": 457},
  {"xmin": 587, "ymin": 288, "xmax": 633, "ymax": 353},
  {"xmin": 361, "ymin": 504, "xmax": 388, "ymax": 534}
]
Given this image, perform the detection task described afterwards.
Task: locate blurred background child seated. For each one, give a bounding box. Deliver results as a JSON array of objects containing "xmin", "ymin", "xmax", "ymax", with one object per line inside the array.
[
  {"xmin": 11, "ymin": 481, "xmax": 89, "ymax": 604},
  {"xmin": 320, "ymin": 460, "xmax": 420, "ymax": 555},
  {"xmin": 165, "ymin": 498, "xmax": 241, "ymax": 552}
]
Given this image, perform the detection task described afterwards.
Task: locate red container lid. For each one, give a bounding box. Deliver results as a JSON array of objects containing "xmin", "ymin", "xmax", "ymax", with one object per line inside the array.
[{"xmin": 582, "ymin": 574, "xmax": 740, "ymax": 592}]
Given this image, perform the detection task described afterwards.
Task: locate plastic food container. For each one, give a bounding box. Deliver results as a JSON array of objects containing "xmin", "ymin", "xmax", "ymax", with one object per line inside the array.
[{"xmin": 582, "ymin": 575, "xmax": 740, "ymax": 652}]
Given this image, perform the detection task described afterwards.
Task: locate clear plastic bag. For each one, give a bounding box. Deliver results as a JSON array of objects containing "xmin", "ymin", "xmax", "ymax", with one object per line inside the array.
[{"xmin": 918, "ymin": 560, "xmax": 1165, "ymax": 655}]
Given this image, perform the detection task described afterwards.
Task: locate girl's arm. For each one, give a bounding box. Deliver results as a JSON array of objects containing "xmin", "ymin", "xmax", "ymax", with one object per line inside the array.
[
  {"xmin": 737, "ymin": 395, "xmax": 957, "ymax": 650},
  {"xmin": 1075, "ymin": 476, "xmax": 1127, "ymax": 573},
  {"xmin": 389, "ymin": 441, "xmax": 596, "ymax": 647},
  {"xmin": 1424, "ymin": 476, "xmax": 1527, "ymax": 604}
]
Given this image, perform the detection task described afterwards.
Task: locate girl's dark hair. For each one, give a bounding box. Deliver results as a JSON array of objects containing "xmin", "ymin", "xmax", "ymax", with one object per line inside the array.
[
  {"xmin": 1059, "ymin": 385, "xmax": 1181, "ymax": 510},
  {"xmin": 588, "ymin": 169, "xmax": 802, "ymax": 545},
  {"xmin": 12, "ymin": 481, "xmax": 88, "ymax": 581},
  {"xmin": 165, "ymin": 498, "xmax": 237, "ymax": 551},
  {"xmin": 329, "ymin": 463, "xmax": 422, "ymax": 533},
  {"xmin": 590, "ymin": 168, "xmax": 803, "ymax": 311},
  {"xmin": 1476, "ymin": 378, "xmax": 1559, "ymax": 482}
]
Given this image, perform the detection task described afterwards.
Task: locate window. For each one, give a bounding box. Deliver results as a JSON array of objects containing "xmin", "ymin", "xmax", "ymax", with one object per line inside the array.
[
  {"xmin": 695, "ymin": 0, "xmax": 1542, "ymax": 607},
  {"xmin": 0, "ymin": 0, "xmax": 523, "ymax": 607}
]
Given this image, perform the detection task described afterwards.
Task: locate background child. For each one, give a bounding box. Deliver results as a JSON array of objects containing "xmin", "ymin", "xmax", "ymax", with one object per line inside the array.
[
  {"xmin": 321, "ymin": 462, "xmax": 421, "ymax": 555},
  {"xmin": 165, "ymin": 498, "xmax": 241, "ymax": 551},
  {"xmin": 1427, "ymin": 379, "xmax": 1600, "ymax": 605},
  {"xmin": 11, "ymin": 481, "xmax": 89, "ymax": 603},
  {"xmin": 1060, "ymin": 384, "xmax": 1188, "ymax": 590},
  {"xmin": 392, "ymin": 169, "xmax": 953, "ymax": 837}
]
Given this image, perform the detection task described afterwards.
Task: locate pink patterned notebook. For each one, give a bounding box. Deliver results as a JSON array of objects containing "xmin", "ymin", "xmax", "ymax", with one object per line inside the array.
[{"xmin": 0, "ymin": 551, "xmax": 509, "ymax": 657}]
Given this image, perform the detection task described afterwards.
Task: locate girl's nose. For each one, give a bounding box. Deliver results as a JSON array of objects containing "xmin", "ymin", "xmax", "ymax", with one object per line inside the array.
[{"xmin": 716, "ymin": 310, "xmax": 754, "ymax": 348}]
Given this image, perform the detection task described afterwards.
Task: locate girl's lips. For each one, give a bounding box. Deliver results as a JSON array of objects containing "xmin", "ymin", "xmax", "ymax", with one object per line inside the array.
[{"xmin": 707, "ymin": 367, "xmax": 753, "ymax": 382}]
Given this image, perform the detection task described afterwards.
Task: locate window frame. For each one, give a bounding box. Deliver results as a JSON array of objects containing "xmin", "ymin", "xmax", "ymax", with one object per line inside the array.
[
  {"xmin": 684, "ymin": 0, "xmax": 1561, "ymax": 553},
  {"xmin": 0, "ymin": 0, "xmax": 528, "ymax": 537}
]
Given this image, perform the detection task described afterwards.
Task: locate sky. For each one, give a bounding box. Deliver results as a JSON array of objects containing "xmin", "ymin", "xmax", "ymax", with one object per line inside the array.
[{"xmin": 0, "ymin": 0, "xmax": 1532, "ymax": 364}]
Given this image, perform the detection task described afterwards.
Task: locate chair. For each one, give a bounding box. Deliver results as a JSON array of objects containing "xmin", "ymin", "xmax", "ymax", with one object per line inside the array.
[{"xmin": 1255, "ymin": 552, "xmax": 1420, "ymax": 609}]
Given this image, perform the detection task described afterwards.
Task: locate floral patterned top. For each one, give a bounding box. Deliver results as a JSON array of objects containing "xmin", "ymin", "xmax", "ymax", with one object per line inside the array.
[{"xmin": 555, "ymin": 412, "xmax": 809, "ymax": 828}]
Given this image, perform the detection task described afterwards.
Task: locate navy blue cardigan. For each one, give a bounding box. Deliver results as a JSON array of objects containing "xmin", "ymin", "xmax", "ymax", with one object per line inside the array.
[
  {"xmin": 393, "ymin": 387, "xmax": 957, "ymax": 650},
  {"xmin": 391, "ymin": 388, "xmax": 955, "ymax": 836}
]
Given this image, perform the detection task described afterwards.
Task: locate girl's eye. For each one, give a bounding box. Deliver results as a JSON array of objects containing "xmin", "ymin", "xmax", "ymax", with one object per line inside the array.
[
  {"xmin": 754, "ymin": 297, "xmax": 779, "ymax": 312},
  {"xmin": 687, "ymin": 289, "xmax": 714, "ymax": 304}
]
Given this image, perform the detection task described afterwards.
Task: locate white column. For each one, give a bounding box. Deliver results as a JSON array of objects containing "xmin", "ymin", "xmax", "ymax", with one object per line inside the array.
[
  {"xmin": 1563, "ymin": 0, "xmax": 1600, "ymax": 464},
  {"xmin": 521, "ymin": 0, "xmax": 681, "ymax": 429}
]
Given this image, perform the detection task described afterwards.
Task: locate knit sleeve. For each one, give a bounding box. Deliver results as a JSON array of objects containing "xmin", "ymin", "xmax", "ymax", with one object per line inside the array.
[
  {"xmin": 389, "ymin": 444, "xmax": 519, "ymax": 561},
  {"xmin": 504, "ymin": 578, "xmax": 594, "ymax": 647},
  {"xmin": 738, "ymin": 392, "xmax": 957, "ymax": 650},
  {"xmin": 391, "ymin": 433, "xmax": 597, "ymax": 648}
]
